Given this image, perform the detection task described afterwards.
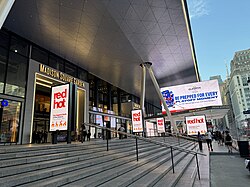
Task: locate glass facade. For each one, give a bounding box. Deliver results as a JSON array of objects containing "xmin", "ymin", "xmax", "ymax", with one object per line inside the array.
[{"xmin": 0, "ymin": 28, "xmax": 161, "ymax": 143}]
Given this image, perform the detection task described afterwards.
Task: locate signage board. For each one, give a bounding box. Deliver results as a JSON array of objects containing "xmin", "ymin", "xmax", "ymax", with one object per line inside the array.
[
  {"xmin": 132, "ymin": 110, "xmax": 143, "ymax": 132},
  {"xmin": 185, "ymin": 115, "xmax": 207, "ymax": 135},
  {"xmin": 160, "ymin": 80, "xmax": 222, "ymax": 113},
  {"xmin": 157, "ymin": 118, "xmax": 165, "ymax": 133},
  {"xmin": 146, "ymin": 121, "xmax": 155, "ymax": 136},
  {"xmin": 39, "ymin": 64, "xmax": 85, "ymax": 88},
  {"xmin": 50, "ymin": 84, "xmax": 69, "ymax": 131}
]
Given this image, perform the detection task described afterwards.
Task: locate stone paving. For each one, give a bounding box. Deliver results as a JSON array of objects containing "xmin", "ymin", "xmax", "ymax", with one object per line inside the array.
[{"xmin": 209, "ymin": 141, "xmax": 250, "ymax": 187}]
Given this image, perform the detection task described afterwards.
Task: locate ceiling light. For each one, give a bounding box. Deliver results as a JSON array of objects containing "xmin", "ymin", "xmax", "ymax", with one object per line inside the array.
[
  {"xmin": 36, "ymin": 82, "xmax": 51, "ymax": 88},
  {"xmin": 14, "ymin": 49, "xmax": 17, "ymax": 52},
  {"xmin": 36, "ymin": 77, "xmax": 53, "ymax": 84}
]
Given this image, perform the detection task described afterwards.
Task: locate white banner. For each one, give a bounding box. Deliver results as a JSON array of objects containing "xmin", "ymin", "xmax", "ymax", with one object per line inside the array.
[
  {"xmin": 157, "ymin": 118, "xmax": 165, "ymax": 133},
  {"xmin": 160, "ymin": 80, "xmax": 222, "ymax": 113},
  {"xmin": 50, "ymin": 84, "xmax": 69, "ymax": 131},
  {"xmin": 146, "ymin": 121, "xmax": 155, "ymax": 136},
  {"xmin": 132, "ymin": 110, "xmax": 143, "ymax": 132},
  {"xmin": 186, "ymin": 115, "xmax": 207, "ymax": 135}
]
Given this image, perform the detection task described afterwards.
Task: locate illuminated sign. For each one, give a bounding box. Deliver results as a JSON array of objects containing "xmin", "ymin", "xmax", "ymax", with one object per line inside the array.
[
  {"xmin": 157, "ymin": 118, "xmax": 165, "ymax": 133},
  {"xmin": 39, "ymin": 64, "xmax": 85, "ymax": 88},
  {"xmin": 132, "ymin": 110, "xmax": 143, "ymax": 132},
  {"xmin": 185, "ymin": 115, "xmax": 207, "ymax": 135},
  {"xmin": 50, "ymin": 84, "xmax": 69, "ymax": 131},
  {"xmin": 160, "ymin": 80, "xmax": 222, "ymax": 113},
  {"xmin": 1, "ymin": 100, "xmax": 8, "ymax": 107}
]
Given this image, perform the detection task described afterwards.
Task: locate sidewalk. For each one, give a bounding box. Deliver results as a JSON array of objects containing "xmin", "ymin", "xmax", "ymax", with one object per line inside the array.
[{"xmin": 209, "ymin": 141, "xmax": 250, "ymax": 187}]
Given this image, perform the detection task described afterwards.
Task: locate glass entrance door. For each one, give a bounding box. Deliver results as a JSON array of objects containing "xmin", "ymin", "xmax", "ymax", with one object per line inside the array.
[{"xmin": 0, "ymin": 99, "xmax": 21, "ymax": 143}]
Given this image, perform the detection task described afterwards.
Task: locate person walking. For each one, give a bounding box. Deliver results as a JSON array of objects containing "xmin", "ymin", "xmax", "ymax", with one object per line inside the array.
[
  {"xmin": 87, "ymin": 130, "xmax": 91, "ymax": 141},
  {"xmin": 225, "ymin": 131, "xmax": 233, "ymax": 153},
  {"xmin": 205, "ymin": 131, "xmax": 213, "ymax": 151},
  {"xmin": 197, "ymin": 131, "xmax": 203, "ymax": 151}
]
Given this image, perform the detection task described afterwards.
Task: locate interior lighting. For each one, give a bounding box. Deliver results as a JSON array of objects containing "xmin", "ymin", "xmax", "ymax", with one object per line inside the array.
[
  {"xmin": 36, "ymin": 82, "xmax": 51, "ymax": 88},
  {"xmin": 36, "ymin": 77, "xmax": 53, "ymax": 84},
  {"xmin": 14, "ymin": 49, "xmax": 17, "ymax": 52}
]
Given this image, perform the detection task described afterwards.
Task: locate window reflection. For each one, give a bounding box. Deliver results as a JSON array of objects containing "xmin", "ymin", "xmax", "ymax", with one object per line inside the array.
[
  {"xmin": 0, "ymin": 47, "xmax": 7, "ymax": 93},
  {"xmin": 0, "ymin": 99, "xmax": 21, "ymax": 143},
  {"xmin": 10, "ymin": 36, "xmax": 29, "ymax": 57},
  {"xmin": 5, "ymin": 52, "xmax": 28, "ymax": 97},
  {"xmin": 49, "ymin": 54, "xmax": 64, "ymax": 72}
]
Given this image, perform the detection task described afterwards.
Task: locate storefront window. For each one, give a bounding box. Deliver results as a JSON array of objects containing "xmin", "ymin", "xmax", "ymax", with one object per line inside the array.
[
  {"xmin": 65, "ymin": 62, "xmax": 77, "ymax": 77},
  {"xmin": 49, "ymin": 54, "xmax": 64, "ymax": 72},
  {"xmin": 78, "ymin": 68, "xmax": 88, "ymax": 81},
  {"xmin": 0, "ymin": 30, "xmax": 9, "ymax": 49},
  {"xmin": 5, "ymin": 52, "xmax": 28, "ymax": 97},
  {"xmin": 0, "ymin": 99, "xmax": 21, "ymax": 143},
  {"xmin": 0, "ymin": 47, "xmax": 8, "ymax": 93},
  {"xmin": 10, "ymin": 36, "xmax": 29, "ymax": 57},
  {"xmin": 31, "ymin": 46, "xmax": 49, "ymax": 65}
]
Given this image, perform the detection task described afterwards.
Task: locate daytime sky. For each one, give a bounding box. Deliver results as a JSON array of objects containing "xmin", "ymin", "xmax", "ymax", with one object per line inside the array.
[{"xmin": 187, "ymin": 0, "xmax": 250, "ymax": 81}]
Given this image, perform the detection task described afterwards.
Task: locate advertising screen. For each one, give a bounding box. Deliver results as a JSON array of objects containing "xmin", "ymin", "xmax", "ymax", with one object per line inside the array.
[
  {"xmin": 157, "ymin": 118, "xmax": 165, "ymax": 133},
  {"xmin": 132, "ymin": 110, "xmax": 143, "ymax": 132},
  {"xmin": 160, "ymin": 79, "xmax": 222, "ymax": 113},
  {"xmin": 50, "ymin": 84, "xmax": 69, "ymax": 131},
  {"xmin": 185, "ymin": 115, "xmax": 207, "ymax": 135}
]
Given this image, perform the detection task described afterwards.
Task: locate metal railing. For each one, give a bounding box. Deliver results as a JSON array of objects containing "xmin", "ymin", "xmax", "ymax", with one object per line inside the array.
[{"xmin": 84, "ymin": 123, "xmax": 206, "ymax": 180}]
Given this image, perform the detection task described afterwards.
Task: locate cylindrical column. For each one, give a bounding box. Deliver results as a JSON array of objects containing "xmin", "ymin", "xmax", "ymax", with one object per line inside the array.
[
  {"xmin": 145, "ymin": 63, "xmax": 178, "ymax": 133},
  {"xmin": 140, "ymin": 63, "xmax": 146, "ymax": 115}
]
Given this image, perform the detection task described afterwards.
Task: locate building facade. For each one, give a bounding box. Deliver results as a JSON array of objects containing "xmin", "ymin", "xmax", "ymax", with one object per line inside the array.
[
  {"xmin": 229, "ymin": 48, "xmax": 250, "ymax": 137},
  {"xmin": 0, "ymin": 29, "xmax": 161, "ymax": 144}
]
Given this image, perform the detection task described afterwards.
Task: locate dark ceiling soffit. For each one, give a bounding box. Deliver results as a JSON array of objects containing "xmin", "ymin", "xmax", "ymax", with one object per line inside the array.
[
  {"xmin": 182, "ymin": 0, "xmax": 200, "ymax": 82},
  {"xmin": 157, "ymin": 66, "xmax": 197, "ymax": 86}
]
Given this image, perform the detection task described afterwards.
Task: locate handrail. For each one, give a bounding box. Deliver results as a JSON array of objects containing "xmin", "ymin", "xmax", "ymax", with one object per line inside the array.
[
  {"xmin": 83, "ymin": 123, "xmax": 206, "ymax": 156},
  {"xmin": 163, "ymin": 132, "xmax": 198, "ymax": 142}
]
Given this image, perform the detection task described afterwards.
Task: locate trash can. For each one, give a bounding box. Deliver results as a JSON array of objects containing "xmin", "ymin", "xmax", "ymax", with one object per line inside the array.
[{"xmin": 237, "ymin": 141, "xmax": 249, "ymax": 157}]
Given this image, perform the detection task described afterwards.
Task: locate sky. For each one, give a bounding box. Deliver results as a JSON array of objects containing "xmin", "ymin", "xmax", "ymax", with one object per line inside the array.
[{"xmin": 186, "ymin": 0, "xmax": 250, "ymax": 81}]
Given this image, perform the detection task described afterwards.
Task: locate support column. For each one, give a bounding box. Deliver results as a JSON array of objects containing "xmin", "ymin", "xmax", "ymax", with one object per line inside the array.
[
  {"xmin": 144, "ymin": 62, "xmax": 178, "ymax": 133},
  {"xmin": 140, "ymin": 63, "xmax": 147, "ymax": 137},
  {"xmin": 0, "ymin": 0, "xmax": 15, "ymax": 29},
  {"xmin": 140, "ymin": 63, "xmax": 146, "ymax": 116}
]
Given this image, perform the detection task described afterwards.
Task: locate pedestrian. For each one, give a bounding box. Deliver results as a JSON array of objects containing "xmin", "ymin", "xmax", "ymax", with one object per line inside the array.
[
  {"xmin": 81, "ymin": 124, "xmax": 87, "ymax": 142},
  {"xmin": 118, "ymin": 126, "xmax": 122, "ymax": 139},
  {"xmin": 43, "ymin": 131, "xmax": 48, "ymax": 143},
  {"xmin": 225, "ymin": 131, "xmax": 233, "ymax": 153},
  {"xmin": 87, "ymin": 130, "xmax": 91, "ymax": 141},
  {"xmin": 197, "ymin": 131, "xmax": 203, "ymax": 151},
  {"xmin": 205, "ymin": 131, "xmax": 213, "ymax": 151}
]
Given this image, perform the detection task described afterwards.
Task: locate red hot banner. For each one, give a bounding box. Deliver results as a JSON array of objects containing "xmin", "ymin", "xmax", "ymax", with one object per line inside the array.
[
  {"xmin": 185, "ymin": 115, "xmax": 207, "ymax": 135},
  {"xmin": 157, "ymin": 118, "xmax": 165, "ymax": 133},
  {"xmin": 50, "ymin": 84, "xmax": 69, "ymax": 131},
  {"xmin": 132, "ymin": 110, "xmax": 143, "ymax": 132}
]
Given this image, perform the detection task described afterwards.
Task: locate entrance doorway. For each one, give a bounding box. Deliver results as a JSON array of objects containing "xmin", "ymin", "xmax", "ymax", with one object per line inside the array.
[{"xmin": 32, "ymin": 73, "xmax": 86, "ymax": 143}]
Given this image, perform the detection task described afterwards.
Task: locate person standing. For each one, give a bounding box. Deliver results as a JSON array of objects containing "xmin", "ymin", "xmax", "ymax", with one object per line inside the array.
[
  {"xmin": 197, "ymin": 131, "xmax": 203, "ymax": 151},
  {"xmin": 205, "ymin": 131, "xmax": 213, "ymax": 151},
  {"xmin": 81, "ymin": 124, "xmax": 87, "ymax": 142}
]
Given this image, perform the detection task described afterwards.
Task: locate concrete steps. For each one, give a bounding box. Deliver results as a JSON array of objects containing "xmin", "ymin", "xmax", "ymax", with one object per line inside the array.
[{"xmin": 0, "ymin": 137, "xmax": 200, "ymax": 187}]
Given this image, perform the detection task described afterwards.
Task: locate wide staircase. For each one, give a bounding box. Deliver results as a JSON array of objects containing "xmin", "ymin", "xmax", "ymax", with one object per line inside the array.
[{"xmin": 0, "ymin": 136, "xmax": 204, "ymax": 187}]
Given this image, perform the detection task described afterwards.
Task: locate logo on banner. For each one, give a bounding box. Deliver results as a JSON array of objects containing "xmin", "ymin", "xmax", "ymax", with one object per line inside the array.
[
  {"xmin": 162, "ymin": 90, "xmax": 175, "ymax": 107},
  {"xmin": 53, "ymin": 89, "xmax": 67, "ymax": 109}
]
